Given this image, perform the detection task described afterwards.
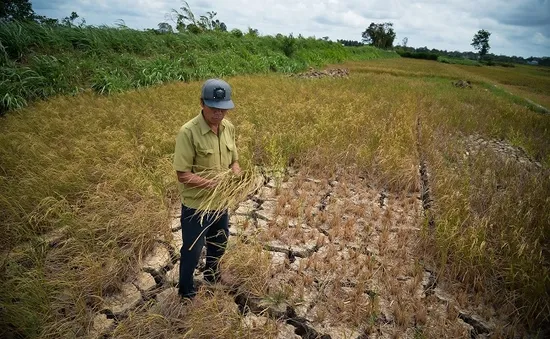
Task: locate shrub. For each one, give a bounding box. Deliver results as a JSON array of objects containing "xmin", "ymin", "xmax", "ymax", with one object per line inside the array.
[
  {"xmin": 90, "ymin": 68, "xmax": 132, "ymax": 94},
  {"xmin": 437, "ymin": 56, "xmax": 482, "ymax": 66},
  {"xmin": 0, "ymin": 66, "xmax": 47, "ymax": 114},
  {"xmin": 482, "ymin": 60, "xmax": 515, "ymax": 68},
  {"xmin": 230, "ymin": 28, "xmax": 243, "ymax": 38},
  {"xmin": 281, "ymin": 34, "xmax": 296, "ymax": 57},
  {"xmin": 397, "ymin": 50, "xmax": 438, "ymax": 61}
]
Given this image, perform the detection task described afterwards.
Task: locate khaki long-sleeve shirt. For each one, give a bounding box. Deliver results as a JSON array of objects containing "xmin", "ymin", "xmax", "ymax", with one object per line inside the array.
[{"xmin": 173, "ymin": 112, "xmax": 238, "ymax": 209}]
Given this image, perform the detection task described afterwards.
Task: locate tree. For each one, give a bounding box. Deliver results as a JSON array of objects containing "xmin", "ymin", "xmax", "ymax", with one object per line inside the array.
[
  {"xmin": 1, "ymin": 0, "xmax": 35, "ymax": 21},
  {"xmin": 211, "ymin": 19, "xmax": 227, "ymax": 32},
  {"xmin": 186, "ymin": 23, "xmax": 201, "ymax": 34},
  {"xmin": 230, "ymin": 28, "xmax": 243, "ymax": 38},
  {"xmin": 197, "ymin": 11, "xmax": 217, "ymax": 30},
  {"xmin": 337, "ymin": 39, "xmax": 363, "ymax": 47},
  {"xmin": 157, "ymin": 22, "xmax": 174, "ymax": 34},
  {"xmin": 361, "ymin": 22, "xmax": 396, "ymax": 49},
  {"xmin": 281, "ymin": 34, "xmax": 296, "ymax": 57},
  {"xmin": 1, "ymin": 0, "xmax": 58, "ymax": 24},
  {"xmin": 168, "ymin": 1, "xmax": 197, "ymax": 32},
  {"xmin": 402, "ymin": 37, "xmax": 408, "ymax": 47},
  {"xmin": 168, "ymin": 1, "xmax": 227, "ymax": 34},
  {"xmin": 246, "ymin": 27, "xmax": 259, "ymax": 37},
  {"xmin": 471, "ymin": 29, "xmax": 491, "ymax": 59},
  {"xmin": 62, "ymin": 11, "xmax": 85, "ymax": 27},
  {"xmin": 34, "ymin": 15, "xmax": 58, "ymax": 25}
]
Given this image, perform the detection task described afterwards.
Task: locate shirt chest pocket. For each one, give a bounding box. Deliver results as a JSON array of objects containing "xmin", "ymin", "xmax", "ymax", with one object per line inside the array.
[
  {"xmin": 222, "ymin": 142, "xmax": 234, "ymax": 168},
  {"xmin": 195, "ymin": 146, "xmax": 215, "ymax": 171}
]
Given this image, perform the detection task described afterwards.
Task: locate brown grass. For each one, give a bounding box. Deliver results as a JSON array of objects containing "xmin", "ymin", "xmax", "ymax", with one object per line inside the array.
[
  {"xmin": 1, "ymin": 58, "xmax": 549, "ymax": 336},
  {"xmin": 219, "ymin": 236, "xmax": 271, "ymax": 296}
]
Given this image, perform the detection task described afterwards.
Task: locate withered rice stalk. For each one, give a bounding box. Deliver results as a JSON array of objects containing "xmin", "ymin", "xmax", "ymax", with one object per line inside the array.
[{"xmin": 188, "ymin": 167, "xmax": 263, "ymax": 250}]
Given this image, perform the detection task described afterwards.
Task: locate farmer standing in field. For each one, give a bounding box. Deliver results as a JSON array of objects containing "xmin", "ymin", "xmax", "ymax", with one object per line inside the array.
[{"xmin": 173, "ymin": 78, "xmax": 241, "ymax": 299}]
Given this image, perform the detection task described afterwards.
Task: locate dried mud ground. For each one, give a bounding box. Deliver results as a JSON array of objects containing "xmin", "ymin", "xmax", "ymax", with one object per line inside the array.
[{"xmin": 87, "ymin": 165, "xmax": 514, "ymax": 339}]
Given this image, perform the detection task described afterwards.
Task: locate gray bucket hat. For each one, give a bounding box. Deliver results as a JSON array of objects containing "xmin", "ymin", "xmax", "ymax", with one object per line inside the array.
[{"xmin": 201, "ymin": 79, "xmax": 235, "ymax": 109}]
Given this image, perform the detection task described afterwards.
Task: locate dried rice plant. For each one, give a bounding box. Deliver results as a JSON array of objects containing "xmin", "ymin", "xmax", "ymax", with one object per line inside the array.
[{"xmin": 188, "ymin": 168, "xmax": 264, "ymax": 250}]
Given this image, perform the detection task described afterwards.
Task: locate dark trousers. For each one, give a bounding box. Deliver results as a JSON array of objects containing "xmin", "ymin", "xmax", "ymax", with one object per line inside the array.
[{"xmin": 178, "ymin": 204, "xmax": 229, "ymax": 298}]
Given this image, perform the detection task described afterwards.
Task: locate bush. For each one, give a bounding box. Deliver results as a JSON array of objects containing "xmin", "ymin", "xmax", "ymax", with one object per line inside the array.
[
  {"xmin": 0, "ymin": 66, "xmax": 47, "ymax": 114},
  {"xmin": 482, "ymin": 60, "xmax": 515, "ymax": 68},
  {"xmin": 90, "ymin": 68, "xmax": 132, "ymax": 94},
  {"xmin": 280, "ymin": 34, "xmax": 296, "ymax": 57},
  {"xmin": 230, "ymin": 28, "xmax": 243, "ymax": 38},
  {"xmin": 438, "ymin": 56, "xmax": 482, "ymax": 66},
  {"xmin": 397, "ymin": 50, "xmax": 438, "ymax": 61},
  {"xmin": 187, "ymin": 24, "xmax": 202, "ymax": 34}
]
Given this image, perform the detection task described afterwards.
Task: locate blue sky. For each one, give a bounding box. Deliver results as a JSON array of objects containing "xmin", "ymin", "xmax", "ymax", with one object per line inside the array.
[{"xmin": 32, "ymin": 0, "xmax": 550, "ymax": 58}]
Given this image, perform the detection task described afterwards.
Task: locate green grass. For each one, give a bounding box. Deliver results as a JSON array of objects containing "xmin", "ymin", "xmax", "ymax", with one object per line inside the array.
[
  {"xmin": 457, "ymin": 64, "xmax": 550, "ymax": 95},
  {"xmin": 0, "ymin": 20, "xmax": 398, "ymax": 114},
  {"xmin": 345, "ymin": 58, "xmax": 550, "ymax": 115},
  {"xmin": 482, "ymin": 83, "xmax": 550, "ymax": 114},
  {"xmin": 454, "ymin": 63, "xmax": 550, "ymax": 111}
]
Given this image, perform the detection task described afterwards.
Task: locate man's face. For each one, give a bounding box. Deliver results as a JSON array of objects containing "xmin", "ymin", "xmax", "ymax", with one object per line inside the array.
[{"xmin": 201, "ymin": 101, "xmax": 229, "ymax": 126}]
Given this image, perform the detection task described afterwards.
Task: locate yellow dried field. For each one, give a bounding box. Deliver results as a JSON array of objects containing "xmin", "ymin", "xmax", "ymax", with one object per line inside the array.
[{"xmin": 1, "ymin": 58, "xmax": 549, "ymax": 338}]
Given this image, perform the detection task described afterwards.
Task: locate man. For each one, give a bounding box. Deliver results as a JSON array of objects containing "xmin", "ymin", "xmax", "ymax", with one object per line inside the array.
[{"xmin": 173, "ymin": 78, "xmax": 241, "ymax": 299}]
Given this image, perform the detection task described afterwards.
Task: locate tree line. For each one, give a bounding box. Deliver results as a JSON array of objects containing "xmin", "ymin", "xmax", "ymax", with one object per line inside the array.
[{"xmin": 340, "ymin": 22, "xmax": 548, "ymax": 66}]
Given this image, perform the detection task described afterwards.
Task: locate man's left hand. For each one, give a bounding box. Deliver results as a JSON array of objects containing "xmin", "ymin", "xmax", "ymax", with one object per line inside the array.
[{"xmin": 230, "ymin": 162, "xmax": 241, "ymax": 175}]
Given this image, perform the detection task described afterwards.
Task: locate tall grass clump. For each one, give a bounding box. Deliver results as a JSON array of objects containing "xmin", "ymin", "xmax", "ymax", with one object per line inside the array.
[
  {"xmin": 111, "ymin": 289, "xmax": 277, "ymax": 339},
  {"xmin": 0, "ymin": 88, "xmax": 179, "ymax": 337},
  {"xmin": 427, "ymin": 140, "xmax": 550, "ymax": 327},
  {"xmin": 415, "ymin": 73, "xmax": 550, "ymax": 329},
  {"xmin": 229, "ymin": 73, "xmax": 418, "ymax": 191},
  {"xmin": 0, "ymin": 20, "xmax": 396, "ymax": 114}
]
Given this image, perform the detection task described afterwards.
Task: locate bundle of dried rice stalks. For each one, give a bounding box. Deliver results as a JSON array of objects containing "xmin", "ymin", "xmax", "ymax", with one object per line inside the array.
[{"xmin": 188, "ymin": 168, "xmax": 264, "ymax": 250}]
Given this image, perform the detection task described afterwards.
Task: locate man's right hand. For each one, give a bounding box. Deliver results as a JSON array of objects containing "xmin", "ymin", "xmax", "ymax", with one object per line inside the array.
[{"xmin": 177, "ymin": 171, "xmax": 217, "ymax": 189}]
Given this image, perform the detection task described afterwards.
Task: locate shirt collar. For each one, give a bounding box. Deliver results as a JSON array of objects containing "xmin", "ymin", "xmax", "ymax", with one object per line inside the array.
[{"xmin": 198, "ymin": 111, "xmax": 226, "ymax": 135}]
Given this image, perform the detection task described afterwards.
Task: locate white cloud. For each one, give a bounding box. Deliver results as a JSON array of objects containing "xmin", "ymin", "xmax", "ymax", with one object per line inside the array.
[
  {"xmin": 31, "ymin": 0, "xmax": 550, "ymax": 57},
  {"xmin": 532, "ymin": 32, "xmax": 549, "ymax": 45}
]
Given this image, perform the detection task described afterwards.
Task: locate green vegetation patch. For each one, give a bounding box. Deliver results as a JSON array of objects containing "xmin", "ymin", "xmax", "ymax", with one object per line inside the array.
[
  {"xmin": 0, "ymin": 20, "xmax": 397, "ymax": 114},
  {"xmin": 438, "ymin": 56, "xmax": 482, "ymax": 66}
]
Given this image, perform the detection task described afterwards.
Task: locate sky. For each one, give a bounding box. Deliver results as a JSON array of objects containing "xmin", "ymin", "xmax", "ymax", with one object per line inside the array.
[{"xmin": 32, "ymin": 0, "xmax": 550, "ymax": 58}]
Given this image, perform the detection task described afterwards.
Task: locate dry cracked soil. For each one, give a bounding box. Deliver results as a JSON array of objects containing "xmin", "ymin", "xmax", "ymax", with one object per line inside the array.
[{"xmin": 88, "ymin": 158, "xmax": 520, "ymax": 338}]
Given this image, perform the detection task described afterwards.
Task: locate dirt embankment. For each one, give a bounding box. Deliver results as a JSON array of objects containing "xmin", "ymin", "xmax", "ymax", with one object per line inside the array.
[{"xmin": 290, "ymin": 68, "xmax": 350, "ymax": 79}]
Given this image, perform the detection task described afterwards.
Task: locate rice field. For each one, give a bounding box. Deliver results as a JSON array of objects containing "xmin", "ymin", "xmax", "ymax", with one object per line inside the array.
[{"xmin": 1, "ymin": 58, "xmax": 549, "ymax": 338}]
